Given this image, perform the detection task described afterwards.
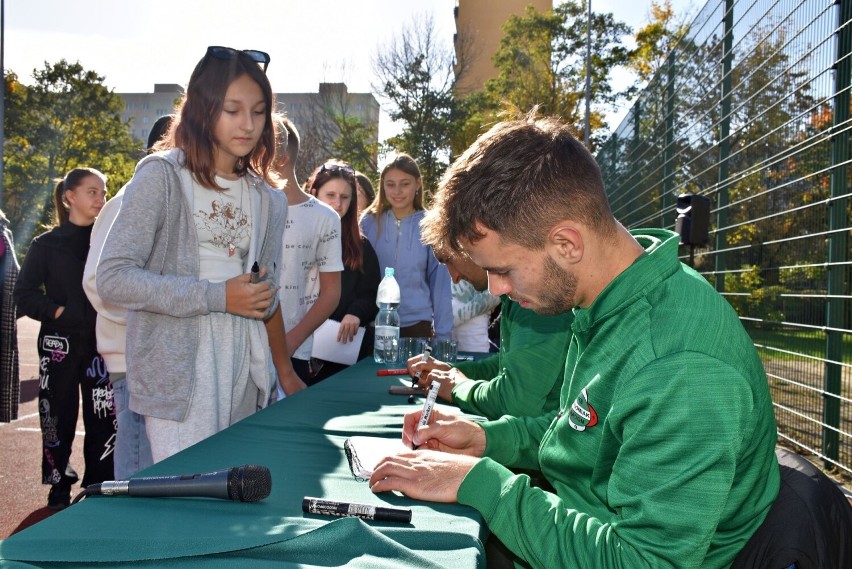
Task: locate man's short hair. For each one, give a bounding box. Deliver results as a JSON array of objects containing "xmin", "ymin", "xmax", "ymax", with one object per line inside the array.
[{"xmin": 422, "ymin": 114, "xmax": 614, "ymax": 254}]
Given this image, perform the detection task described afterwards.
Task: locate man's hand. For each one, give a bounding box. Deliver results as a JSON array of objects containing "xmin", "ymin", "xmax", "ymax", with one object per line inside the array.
[
  {"xmin": 225, "ymin": 268, "xmax": 275, "ymax": 318},
  {"xmin": 402, "ymin": 407, "xmax": 486, "ymax": 456},
  {"xmin": 407, "ymin": 353, "xmax": 451, "ymax": 382},
  {"xmin": 421, "ymin": 367, "xmax": 466, "ymax": 401},
  {"xmin": 368, "ymin": 450, "xmax": 480, "ymax": 502}
]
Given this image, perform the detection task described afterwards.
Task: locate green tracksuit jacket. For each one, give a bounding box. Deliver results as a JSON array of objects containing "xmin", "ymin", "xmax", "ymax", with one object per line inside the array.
[
  {"xmin": 452, "ymin": 296, "xmax": 572, "ymax": 420},
  {"xmin": 457, "ymin": 229, "xmax": 779, "ymax": 568}
]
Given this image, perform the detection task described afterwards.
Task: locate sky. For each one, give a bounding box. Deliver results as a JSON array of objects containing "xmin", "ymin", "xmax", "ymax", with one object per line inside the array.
[{"xmin": 3, "ymin": 0, "xmax": 698, "ymax": 139}]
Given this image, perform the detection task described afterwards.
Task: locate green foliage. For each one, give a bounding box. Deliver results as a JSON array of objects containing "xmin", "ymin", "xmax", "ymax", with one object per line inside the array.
[
  {"xmin": 627, "ymin": 0, "xmax": 690, "ymax": 86},
  {"xmin": 454, "ymin": 1, "xmax": 632, "ymax": 153},
  {"xmin": 725, "ymin": 266, "xmax": 786, "ymax": 325},
  {"xmin": 295, "ymin": 85, "xmax": 380, "ymax": 183},
  {"xmin": 330, "ymin": 115, "xmax": 379, "ymax": 180},
  {"xmin": 3, "ymin": 61, "xmax": 139, "ymax": 252}
]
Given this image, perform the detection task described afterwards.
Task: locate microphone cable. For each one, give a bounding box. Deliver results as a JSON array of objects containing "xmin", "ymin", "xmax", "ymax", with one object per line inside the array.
[{"xmin": 70, "ymin": 487, "xmax": 92, "ymax": 506}]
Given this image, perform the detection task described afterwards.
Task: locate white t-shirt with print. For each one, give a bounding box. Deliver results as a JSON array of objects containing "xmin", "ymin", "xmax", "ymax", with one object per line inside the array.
[
  {"xmin": 278, "ymin": 195, "xmax": 343, "ymax": 360},
  {"xmin": 193, "ymin": 176, "xmax": 252, "ymax": 282}
]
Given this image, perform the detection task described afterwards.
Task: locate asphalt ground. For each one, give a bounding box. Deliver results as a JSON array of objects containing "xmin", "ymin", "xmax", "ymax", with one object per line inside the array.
[{"xmin": 0, "ymin": 316, "xmax": 85, "ymax": 538}]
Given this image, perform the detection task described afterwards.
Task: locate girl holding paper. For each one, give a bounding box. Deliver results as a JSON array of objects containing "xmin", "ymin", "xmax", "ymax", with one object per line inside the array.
[{"xmin": 306, "ymin": 160, "xmax": 381, "ymax": 381}]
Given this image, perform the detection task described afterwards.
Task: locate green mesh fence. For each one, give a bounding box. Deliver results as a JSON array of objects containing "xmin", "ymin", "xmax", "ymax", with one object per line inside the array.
[{"xmin": 598, "ymin": 0, "xmax": 852, "ymax": 478}]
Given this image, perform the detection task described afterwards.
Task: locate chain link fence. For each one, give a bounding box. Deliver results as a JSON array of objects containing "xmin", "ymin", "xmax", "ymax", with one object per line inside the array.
[{"xmin": 598, "ymin": 0, "xmax": 852, "ymax": 479}]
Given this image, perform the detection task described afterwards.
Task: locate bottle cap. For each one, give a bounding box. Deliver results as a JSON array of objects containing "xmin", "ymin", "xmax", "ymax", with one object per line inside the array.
[{"xmin": 384, "ymin": 267, "xmax": 395, "ymax": 277}]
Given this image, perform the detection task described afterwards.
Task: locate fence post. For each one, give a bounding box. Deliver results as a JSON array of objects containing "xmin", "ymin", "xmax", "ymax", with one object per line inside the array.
[
  {"xmin": 823, "ymin": 0, "xmax": 851, "ymax": 464},
  {"xmin": 714, "ymin": 0, "xmax": 734, "ymax": 293},
  {"xmin": 662, "ymin": 51, "xmax": 676, "ymax": 229}
]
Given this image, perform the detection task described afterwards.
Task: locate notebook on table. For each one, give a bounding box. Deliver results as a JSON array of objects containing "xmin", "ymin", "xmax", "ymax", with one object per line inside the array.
[{"xmin": 344, "ymin": 436, "xmax": 410, "ymax": 481}]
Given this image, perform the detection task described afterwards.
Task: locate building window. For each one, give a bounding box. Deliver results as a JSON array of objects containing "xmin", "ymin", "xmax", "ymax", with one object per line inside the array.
[
  {"xmin": 142, "ymin": 129, "xmax": 149, "ymax": 140},
  {"xmin": 143, "ymin": 102, "xmax": 149, "ymax": 110},
  {"xmin": 142, "ymin": 116, "xmax": 150, "ymax": 124}
]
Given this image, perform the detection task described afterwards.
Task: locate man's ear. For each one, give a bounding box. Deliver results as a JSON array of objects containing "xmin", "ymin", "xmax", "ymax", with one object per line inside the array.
[{"xmin": 547, "ymin": 225, "xmax": 583, "ymax": 265}]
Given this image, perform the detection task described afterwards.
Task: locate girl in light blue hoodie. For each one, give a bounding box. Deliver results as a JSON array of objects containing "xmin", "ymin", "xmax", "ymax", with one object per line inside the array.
[{"xmin": 359, "ymin": 154, "xmax": 452, "ymax": 340}]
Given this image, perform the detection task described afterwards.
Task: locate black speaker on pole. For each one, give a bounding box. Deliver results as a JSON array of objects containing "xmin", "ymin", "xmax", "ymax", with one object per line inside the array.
[{"xmin": 675, "ymin": 194, "xmax": 711, "ymax": 246}]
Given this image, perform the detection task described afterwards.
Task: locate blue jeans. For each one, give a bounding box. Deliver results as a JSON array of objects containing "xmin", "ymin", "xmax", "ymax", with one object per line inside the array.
[{"xmin": 111, "ymin": 374, "xmax": 153, "ymax": 480}]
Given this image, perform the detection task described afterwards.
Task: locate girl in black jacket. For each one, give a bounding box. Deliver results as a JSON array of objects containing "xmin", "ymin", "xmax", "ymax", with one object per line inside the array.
[
  {"xmin": 306, "ymin": 161, "xmax": 381, "ymax": 382},
  {"xmin": 14, "ymin": 168, "xmax": 115, "ymax": 509}
]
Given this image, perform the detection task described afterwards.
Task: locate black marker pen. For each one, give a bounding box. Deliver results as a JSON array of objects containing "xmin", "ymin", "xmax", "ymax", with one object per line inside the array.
[
  {"xmin": 302, "ymin": 497, "xmax": 412, "ymax": 523},
  {"xmin": 250, "ymin": 261, "xmax": 260, "ymax": 283}
]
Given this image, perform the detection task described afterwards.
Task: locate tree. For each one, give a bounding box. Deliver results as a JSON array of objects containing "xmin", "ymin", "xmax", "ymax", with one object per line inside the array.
[
  {"xmin": 294, "ymin": 82, "xmax": 380, "ymax": 183},
  {"xmin": 459, "ymin": 1, "xmax": 632, "ymax": 152},
  {"xmin": 3, "ymin": 60, "xmax": 139, "ymax": 251},
  {"xmin": 627, "ymin": 0, "xmax": 691, "ymax": 87},
  {"xmin": 373, "ymin": 13, "xmax": 472, "ymax": 193}
]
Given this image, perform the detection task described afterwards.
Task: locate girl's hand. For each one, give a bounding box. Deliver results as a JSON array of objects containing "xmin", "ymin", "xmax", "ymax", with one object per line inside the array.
[
  {"xmin": 277, "ymin": 365, "xmax": 307, "ymax": 395},
  {"xmin": 337, "ymin": 314, "xmax": 361, "ymax": 343},
  {"xmin": 225, "ymin": 269, "xmax": 276, "ymax": 319}
]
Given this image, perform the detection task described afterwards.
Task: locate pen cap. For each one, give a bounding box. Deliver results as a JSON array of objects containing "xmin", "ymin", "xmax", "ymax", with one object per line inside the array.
[{"xmin": 375, "ymin": 505, "xmax": 412, "ymax": 523}]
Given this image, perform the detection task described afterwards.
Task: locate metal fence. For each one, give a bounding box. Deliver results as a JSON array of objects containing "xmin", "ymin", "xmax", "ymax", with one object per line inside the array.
[{"xmin": 598, "ymin": 0, "xmax": 852, "ymax": 478}]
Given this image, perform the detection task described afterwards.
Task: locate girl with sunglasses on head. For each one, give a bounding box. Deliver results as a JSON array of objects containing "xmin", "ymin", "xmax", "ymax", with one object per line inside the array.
[
  {"xmin": 97, "ymin": 46, "xmax": 304, "ymax": 463},
  {"xmin": 306, "ymin": 160, "xmax": 381, "ymax": 382},
  {"xmin": 360, "ymin": 153, "xmax": 453, "ymax": 341},
  {"xmin": 15, "ymin": 168, "xmax": 114, "ymax": 509}
]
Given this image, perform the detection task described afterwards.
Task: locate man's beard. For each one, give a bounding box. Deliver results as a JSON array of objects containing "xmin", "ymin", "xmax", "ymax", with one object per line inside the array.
[{"xmin": 535, "ymin": 255, "xmax": 576, "ymax": 316}]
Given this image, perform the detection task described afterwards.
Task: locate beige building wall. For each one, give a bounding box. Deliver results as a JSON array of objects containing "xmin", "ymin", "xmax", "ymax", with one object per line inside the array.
[{"xmin": 454, "ymin": 0, "xmax": 552, "ymax": 95}]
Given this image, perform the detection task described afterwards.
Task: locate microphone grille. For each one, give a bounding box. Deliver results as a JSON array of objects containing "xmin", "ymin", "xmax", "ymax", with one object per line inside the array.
[{"xmin": 228, "ymin": 465, "xmax": 272, "ymax": 502}]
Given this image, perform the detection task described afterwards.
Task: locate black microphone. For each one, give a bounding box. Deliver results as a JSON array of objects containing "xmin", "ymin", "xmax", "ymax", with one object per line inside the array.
[{"xmin": 86, "ymin": 465, "xmax": 272, "ymax": 502}]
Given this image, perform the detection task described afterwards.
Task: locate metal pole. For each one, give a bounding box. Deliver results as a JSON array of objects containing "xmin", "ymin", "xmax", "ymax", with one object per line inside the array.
[
  {"xmin": 584, "ymin": 0, "xmax": 591, "ymax": 148},
  {"xmin": 822, "ymin": 0, "xmax": 851, "ymax": 464},
  {"xmin": 714, "ymin": 0, "xmax": 733, "ymax": 293},
  {"xmin": 1, "ymin": 0, "xmax": 5, "ymax": 212}
]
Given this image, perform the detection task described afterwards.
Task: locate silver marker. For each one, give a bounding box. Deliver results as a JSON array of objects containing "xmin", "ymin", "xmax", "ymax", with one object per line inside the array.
[{"xmin": 413, "ymin": 380, "xmax": 441, "ymax": 449}]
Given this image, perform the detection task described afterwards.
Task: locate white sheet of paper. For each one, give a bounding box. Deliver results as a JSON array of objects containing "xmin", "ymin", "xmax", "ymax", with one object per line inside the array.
[
  {"xmin": 311, "ymin": 319, "xmax": 366, "ymax": 365},
  {"xmin": 344, "ymin": 436, "xmax": 411, "ymax": 479}
]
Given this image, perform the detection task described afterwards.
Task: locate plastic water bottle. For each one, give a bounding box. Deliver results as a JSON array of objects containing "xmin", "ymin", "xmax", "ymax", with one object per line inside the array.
[{"xmin": 374, "ymin": 267, "xmax": 401, "ymax": 363}]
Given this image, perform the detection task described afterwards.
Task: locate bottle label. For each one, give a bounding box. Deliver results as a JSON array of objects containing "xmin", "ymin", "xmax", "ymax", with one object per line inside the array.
[{"xmin": 375, "ymin": 326, "xmax": 400, "ymax": 351}]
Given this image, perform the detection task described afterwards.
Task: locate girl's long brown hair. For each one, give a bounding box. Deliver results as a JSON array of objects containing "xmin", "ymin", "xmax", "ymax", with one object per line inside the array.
[
  {"xmin": 307, "ymin": 160, "xmax": 364, "ymax": 271},
  {"xmin": 156, "ymin": 50, "xmax": 277, "ymax": 189}
]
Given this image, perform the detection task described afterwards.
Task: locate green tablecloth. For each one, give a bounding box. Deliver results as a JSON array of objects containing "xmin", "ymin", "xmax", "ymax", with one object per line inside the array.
[{"xmin": 0, "ymin": 359, "xmax": 486, "ymax": 568}]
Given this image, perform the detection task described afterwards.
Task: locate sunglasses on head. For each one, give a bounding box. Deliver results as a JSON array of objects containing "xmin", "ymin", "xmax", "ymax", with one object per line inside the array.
[
  {"xmin": 320, "ymin": 163, "xmax": 356, "ymax": 177},
  {"xmin": 205, "ymin": 46, "xmax": 270, "ymax": 73}
]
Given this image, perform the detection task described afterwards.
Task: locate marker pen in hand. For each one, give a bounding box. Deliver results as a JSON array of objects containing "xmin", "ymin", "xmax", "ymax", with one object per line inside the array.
[
  {"xmin": 413, "ymin": 380, "xmax": 440, "ymax": 449},
  {"xmin": 250, "ymin": 261, "xmax": 261, "ymax": 284},
  {"xmin": 408, "ymin": 345, "xmax": 432, "ymax": 404}
]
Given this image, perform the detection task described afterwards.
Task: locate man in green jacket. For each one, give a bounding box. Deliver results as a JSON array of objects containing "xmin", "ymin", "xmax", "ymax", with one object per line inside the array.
[
  {"xmin": 370, "ymin": 115, "xmax": 779, "ymax": 568},
  {"xmin": 407, "ymin": 247, "xmax": 572, "ymax": 420}
]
